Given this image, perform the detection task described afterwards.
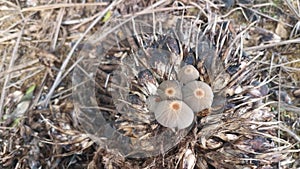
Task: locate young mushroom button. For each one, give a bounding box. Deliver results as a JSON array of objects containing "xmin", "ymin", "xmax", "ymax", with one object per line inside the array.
[
  {"xmin": 182, "ymin": 81, "xmax": 214, "ymax": 112},
  {"xmin": 157, "ymin": 80, "xmax": 182, "ymax": 100},
  {"xmin": 177, "ymin": 65, "xmax": 200, "ymax": 84},
  {"xmin": 154, "ymin": 100, "xmax": 194, "ymax": 130}
]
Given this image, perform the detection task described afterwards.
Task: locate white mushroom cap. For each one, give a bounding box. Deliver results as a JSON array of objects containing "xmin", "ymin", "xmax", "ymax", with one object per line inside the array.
[
  {"xmin": 177, "ymin": 65, "xmax": 200, "ymax": 84},
  {"xmin": 146, "ymin": 95, "xmax": 161, "ymax": 112},
  {"xmin": 182, "ymin": 81, "xmax": 214, "ymax": 112},
  {"xmin": 157, "ymin": 80, "xmax": 182, "ymax": 100},
  {"xmin": 154, "ymin": 100, "xmax": 194, "ymax": 130}
]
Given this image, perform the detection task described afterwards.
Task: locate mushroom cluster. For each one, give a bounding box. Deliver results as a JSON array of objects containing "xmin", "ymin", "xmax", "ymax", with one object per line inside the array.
[{"xmin": 146, "ymin": 65, "xmax": 214, "ymax": 130}]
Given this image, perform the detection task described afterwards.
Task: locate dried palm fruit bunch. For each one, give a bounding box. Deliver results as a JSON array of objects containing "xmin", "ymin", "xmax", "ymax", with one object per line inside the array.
[
  {"xmin": 73, "ymin": 9, "xmax": 297, "ymax": 168},
  {"xmin": 73, "ymin": 13, "xmax": 203, "ymax": 158}
]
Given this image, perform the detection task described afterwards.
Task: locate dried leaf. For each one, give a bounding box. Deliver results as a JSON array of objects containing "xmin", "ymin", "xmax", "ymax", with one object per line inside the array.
[
  {"xmin": 12, "ymin": 100, "xmax": 30, "ymax": 118},
  {"xmin": 275, "ymin": 21, "xmax": 288, "ymax": 39}
]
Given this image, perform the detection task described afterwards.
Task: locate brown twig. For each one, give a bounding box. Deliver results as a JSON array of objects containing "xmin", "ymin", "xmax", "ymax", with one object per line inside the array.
[{"xmin": 51, "ymin": 8, "xmax": 65, "ymax": 50}]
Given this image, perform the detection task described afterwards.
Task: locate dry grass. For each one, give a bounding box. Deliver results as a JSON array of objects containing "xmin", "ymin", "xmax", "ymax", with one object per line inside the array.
[{"xmin": 0, "ymin": 0, "xmax": 300, "ymax": 168}]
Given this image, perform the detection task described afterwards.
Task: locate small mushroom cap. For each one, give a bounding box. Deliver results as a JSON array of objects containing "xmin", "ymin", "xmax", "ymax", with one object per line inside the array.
[
  {"xmin": 154, "ymin": 100, "xmax": 194, "ymax": 130},
  {"xmin": 182, "ymin": 81, "xmax": 214, "ymax": 112},
  {"xmin": 157, "ymin": 80, "xmax": 182, "ymax": 100},
  {"xmin": 177, "ymin": 65, "xmax": 200, "ymax": 84},
  {"xmin": 146, "ymin": 95, "xmax": 161, "ymax": 112}
]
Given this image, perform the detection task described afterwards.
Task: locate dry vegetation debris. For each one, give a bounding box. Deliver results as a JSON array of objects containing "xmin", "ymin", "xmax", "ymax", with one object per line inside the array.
[{"xmin": 0, "ymin": 0, "xmax": 300, "ymax": 169}]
